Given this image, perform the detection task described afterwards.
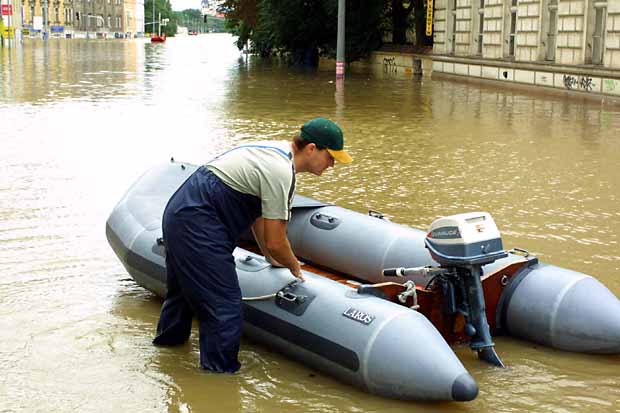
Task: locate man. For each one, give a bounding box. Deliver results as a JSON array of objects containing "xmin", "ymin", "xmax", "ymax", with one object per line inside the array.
[{"xmin": 153, "ymin": 117, "xmax": 352, "ymax": 373}]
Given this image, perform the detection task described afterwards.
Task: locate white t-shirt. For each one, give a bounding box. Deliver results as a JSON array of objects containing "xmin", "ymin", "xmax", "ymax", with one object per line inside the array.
[{"xmin": 206, "ymin": 141, "xmax": 295, "ymax": 220}]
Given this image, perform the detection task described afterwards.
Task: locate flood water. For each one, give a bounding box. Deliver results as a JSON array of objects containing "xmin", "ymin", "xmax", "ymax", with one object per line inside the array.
[{"xmin": 1, "ymin": 34, "xmax": 620, "ymax": 412}]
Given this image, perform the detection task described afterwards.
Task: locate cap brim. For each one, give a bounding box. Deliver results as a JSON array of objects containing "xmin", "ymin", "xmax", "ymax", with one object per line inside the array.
[{"xmin": 328, "ymin": 149, "xmax": 353, "ymax": 164}]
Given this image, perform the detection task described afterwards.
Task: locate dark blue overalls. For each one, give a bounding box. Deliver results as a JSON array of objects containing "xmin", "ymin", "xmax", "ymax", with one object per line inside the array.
[{"xmin": 153, "ymin": 146, "xmax": 291, "ymax": 373}]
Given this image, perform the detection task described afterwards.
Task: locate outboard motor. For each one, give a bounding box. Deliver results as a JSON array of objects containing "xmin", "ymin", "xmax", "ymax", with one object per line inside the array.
[{"xmin": 384, "ymin": 212, "xmax": 507, "ymax": 367}]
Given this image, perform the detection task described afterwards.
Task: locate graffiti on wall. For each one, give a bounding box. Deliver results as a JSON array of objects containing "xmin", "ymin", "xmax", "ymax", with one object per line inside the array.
[
  {"xmin": 383, "ymin": 57, "xmax": 397, "ymax": 73},
  {"xmin": 603, "ymin": 79, "xmax": 620, "ymax": 95},
  {"xmin": 562, "ymin": 74, "xmax": 596, "ymax": 92}
]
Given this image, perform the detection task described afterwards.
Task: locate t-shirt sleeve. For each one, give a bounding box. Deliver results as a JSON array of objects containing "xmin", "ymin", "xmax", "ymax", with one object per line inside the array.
[{"xmin": 258, "ymin": 163, "xmax": 293, "ymax": 221}]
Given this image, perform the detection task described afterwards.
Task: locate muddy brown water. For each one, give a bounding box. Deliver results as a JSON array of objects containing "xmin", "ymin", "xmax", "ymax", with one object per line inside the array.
[{"xmin": 2, "ymin": 34, "xmax": 620, "ymax": 412}]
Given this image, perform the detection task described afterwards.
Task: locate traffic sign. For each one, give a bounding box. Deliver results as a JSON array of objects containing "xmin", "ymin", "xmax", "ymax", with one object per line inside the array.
[{"xmin": 426, "ymin": 0, "xmax": 433, "ymax": 36}]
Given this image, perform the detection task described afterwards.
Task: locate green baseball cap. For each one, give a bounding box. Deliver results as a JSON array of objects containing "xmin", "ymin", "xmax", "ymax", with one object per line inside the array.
[{"xmin": 300, "ymin": 117, "xmax": 353, "ymax": 164}]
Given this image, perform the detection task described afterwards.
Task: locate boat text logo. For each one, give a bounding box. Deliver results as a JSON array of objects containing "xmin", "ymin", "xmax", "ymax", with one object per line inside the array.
[
  {"xmin": 431, "ymin": 226, "xmax": 461, "ymax": 239},
  {"xmin": 343, "ymin": 308, "xmax": 375, "ymax": 325}
]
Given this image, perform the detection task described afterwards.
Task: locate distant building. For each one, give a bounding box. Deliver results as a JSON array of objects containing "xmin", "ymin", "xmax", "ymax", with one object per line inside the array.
[
  {"xmin": 433, "ymin": 0, "xmax": 620, "ymax": 68},
  {"xmin": 201, "ymin": 0, "xmax": 223, "ymax": 18},
  {"xmin": 431, "ymin": 0, "xmax": 620, "ymax": 98},
  {"xmin": 20, "ymin": 0, "xmax": 144, "ymax": 37}
]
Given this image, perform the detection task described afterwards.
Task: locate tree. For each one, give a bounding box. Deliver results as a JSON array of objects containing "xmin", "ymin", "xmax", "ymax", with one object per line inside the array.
[
  {"xmin": 173, "ymin": 9, "xmax": 228, "ymax": 33},
  {"xmin": 390, "ymin": 0, "xmax": 413, "ymax": 44},
  {"xmin": 222, "ymin": 0, "xmax": 385, "ymax": 64},
  {"xmin": 144, "ymin": 0, "xmax": 177, "ymax": 36},
  {"xmin": 220, "ymin": 0, "xmax": 259, "ymax": 48},
  {"xmin": 388, "ymin": 0, "xmax": 432, "ymax": 46}
]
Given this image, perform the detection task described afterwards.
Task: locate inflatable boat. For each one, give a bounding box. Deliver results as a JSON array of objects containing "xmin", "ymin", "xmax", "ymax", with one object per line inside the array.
[{"xmin": 106, "ymin": 160, "xmax": 620, "ymax": 402}]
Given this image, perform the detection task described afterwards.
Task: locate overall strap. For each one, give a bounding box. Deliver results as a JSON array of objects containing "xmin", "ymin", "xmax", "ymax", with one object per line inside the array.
[{"xmin": 216, "ymin": 144, "xmax": 293, "ymax": 161}]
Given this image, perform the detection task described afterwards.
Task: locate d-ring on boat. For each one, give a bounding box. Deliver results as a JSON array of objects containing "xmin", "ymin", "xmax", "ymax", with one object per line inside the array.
[{"xmin": 106, "ymin": 160, "xmax": 620, "ymax": 402}]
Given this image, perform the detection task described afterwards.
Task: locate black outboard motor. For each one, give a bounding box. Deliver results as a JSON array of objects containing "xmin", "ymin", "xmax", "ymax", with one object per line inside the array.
[{"xmin": 384, "ymin": 212, "xmax": 506, "ymax": 367}]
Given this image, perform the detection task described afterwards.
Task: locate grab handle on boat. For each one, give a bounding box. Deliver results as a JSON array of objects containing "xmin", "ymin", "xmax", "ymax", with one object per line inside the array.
[
  {"xmin": 277, "ymin": 291, "xmax": 302, "ymax": 303},
  {"xmin": 383, "ymin": 267, "xmax": 405, "ymax": 277}
]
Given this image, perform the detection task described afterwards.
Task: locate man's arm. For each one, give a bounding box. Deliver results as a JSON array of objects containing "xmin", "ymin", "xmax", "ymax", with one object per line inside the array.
[
  {"xmin": 251, "ymin": 217, "xmax": 304, "ymax": 281},
  {"xmin": 251, "ymin": 217, "xmax": 283, "ymax": 267}
]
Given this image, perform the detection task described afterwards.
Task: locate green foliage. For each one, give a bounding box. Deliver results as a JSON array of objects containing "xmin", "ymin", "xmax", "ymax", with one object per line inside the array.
[
  {"xmin": 220, "ymin": 0, "xmax": 259, "ymax": 46},
  {"xmin": 223, "ymin": 0, "xmax": 386, "ymax": 64},
  {"xmin": 206, "ymin": 16, "xmax": 228, "ymax": 33},
  {"xmin": 144, "ymin": 0, "xmax": 177, "ymax": 36},
  {"xmin": 331, "ymin": 0, "xmax": 387, "ymax": 60},
  {"xmin": 173, "ymin": 9, "xmax": 228, "ymax": 33}
]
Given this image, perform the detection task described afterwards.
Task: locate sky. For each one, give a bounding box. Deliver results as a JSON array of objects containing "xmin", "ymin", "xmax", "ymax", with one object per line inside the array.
[{"xmin": 170, "ymin": 0, "xmax": 201, "ymax": 11}]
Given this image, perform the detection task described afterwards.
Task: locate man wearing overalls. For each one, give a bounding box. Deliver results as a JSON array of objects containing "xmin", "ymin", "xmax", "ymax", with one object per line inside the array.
[{"xmin": 153, "ymin": 117, "xmax": 353, "ymax": 372}]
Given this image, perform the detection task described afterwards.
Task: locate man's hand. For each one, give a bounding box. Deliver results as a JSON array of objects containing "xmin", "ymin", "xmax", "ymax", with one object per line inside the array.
[{"xmin": 252, "ymin": 217, "xmax": 305, "ymax": 282}]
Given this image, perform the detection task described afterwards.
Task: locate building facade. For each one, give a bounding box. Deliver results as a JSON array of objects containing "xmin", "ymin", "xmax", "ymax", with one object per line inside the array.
[
  {"xmin": 431, "ymin": 0, "xmax": 620, "ymax": 97},
  {"xmin": 20, "ymin": 0, "xmax": 143, "ymax": 37},
  {"xmin": 433, "ymin": 0, "xmax": 620, "ymax": 68}
]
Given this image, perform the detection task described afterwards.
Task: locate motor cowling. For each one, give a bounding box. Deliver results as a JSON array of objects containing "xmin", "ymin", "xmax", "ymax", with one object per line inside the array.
[{"xmin": 425, "ymin": 212, "xmax": 507, "ymax": 266}]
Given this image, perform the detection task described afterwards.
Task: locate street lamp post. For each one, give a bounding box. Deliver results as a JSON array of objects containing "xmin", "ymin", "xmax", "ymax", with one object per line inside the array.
[
  {"xmin": 86, "ymin": 14, "xmax": 105, "ymax": 38},
  {"xmin": 42, "ymin": 0, "xmax": 48, "ymax": 39},
  {"xmin": 335, "ymin": 0, "xmax": 345, "ymax": 79}
]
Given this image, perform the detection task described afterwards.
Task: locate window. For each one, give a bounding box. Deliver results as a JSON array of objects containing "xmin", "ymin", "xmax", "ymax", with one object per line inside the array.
[
  {"xmin": 508, "ymin": 0, "xmax": 518, "ymax": 58},
  {"xmin": 503, "ymin": 0, "xmax": 518, "ymax": 58},
  {"xmin": 592, "ymin": 4, "xmax": 607, "ymax": 64},
  {"xmin": 107, "ymin": 15, "xmax": 111, "ymax": 27},
  {"xmin": 477, "ymin": 0, "xmax": 485, "ymax": 55},
  {"xmin": 448, "ymin": 0, "xmax": 456, "ymax": 54},
  {"xmin": 545, "ymin": 0, "xmax": 558, "ymax": 61}
]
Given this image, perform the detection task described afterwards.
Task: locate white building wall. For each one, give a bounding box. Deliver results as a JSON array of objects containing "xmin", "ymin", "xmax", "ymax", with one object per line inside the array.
[
  {"xmin": 434, "ymin": 0, "xmax": 449, "ymax": 54},
  {"xmin": 606, "ymin": 2, "xmax": 620, "ymax": 68},
  {"xmin": 455, "ymin": 0, "xmax": 474, "ymax": 55},
  {"xmin": 555, "ymin": 0, "xmax": 586, "ymax": 64},
  {"xmin": 515, "ymin": 0, "xmax": 542, "ymax": 61},
  {"xmin": 432, "ymin": 0, "xmax": 620, "ymax": 69},
  {"xmin": 135, "ymin": 0, "xmax": 144, "ymax": 34},
  {"xmin": 483, "ymin": 0, "xmax": 504, "ymax": 59}
]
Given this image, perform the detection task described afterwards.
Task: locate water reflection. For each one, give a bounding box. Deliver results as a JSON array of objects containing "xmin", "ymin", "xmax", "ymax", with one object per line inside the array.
[{"xmin": 1, "ymin": 39, "xmax": 145, "ymax": 104}]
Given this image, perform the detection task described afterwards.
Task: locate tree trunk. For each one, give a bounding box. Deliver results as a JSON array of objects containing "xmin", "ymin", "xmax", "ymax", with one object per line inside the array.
[
  {"xmin": 413, "ymin": 0, "xmax": 426, "ymax": 47},
  {"xmin": 392, "ymin": 0, "xmax": 414, "ymax": 44}
]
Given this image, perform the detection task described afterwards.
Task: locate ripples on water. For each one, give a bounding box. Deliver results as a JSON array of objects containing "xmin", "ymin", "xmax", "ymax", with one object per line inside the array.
[{"xmin": 1, "ymin": 34, "xmax": 620, "ymax": 412}]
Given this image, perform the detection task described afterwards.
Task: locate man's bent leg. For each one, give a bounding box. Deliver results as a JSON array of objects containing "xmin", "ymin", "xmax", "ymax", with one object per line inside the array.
[
  {"xmin": 153, "ymin": 254, "xmax": 194, "ymax": 346},
  {"xmin": 174, "ymin": 245, "xmax": 244, "ymax": 373}
]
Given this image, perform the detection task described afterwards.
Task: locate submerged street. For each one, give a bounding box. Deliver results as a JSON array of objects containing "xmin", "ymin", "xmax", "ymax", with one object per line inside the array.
[{"xmin": 1, "ymin": 34, "xmax": 620, "ymax": 412}]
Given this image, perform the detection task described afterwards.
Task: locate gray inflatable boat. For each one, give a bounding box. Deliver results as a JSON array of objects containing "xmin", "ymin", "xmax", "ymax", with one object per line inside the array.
[{"xmin": 106, "ymin": 160, "xmax": 620, "ymax": 402}]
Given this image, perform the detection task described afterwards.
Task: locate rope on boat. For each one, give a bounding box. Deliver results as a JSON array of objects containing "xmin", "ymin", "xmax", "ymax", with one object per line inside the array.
[
  {"xmin": 242, "ymin": 278, "xmax": 420, "ymax": 311},
  {"xmin": 397, "ymin": 280, "xmax": 420, "ymax": 310},
  {"xmin": 242, "ymin": 292, "xmax": 279, "ymax": 301}
]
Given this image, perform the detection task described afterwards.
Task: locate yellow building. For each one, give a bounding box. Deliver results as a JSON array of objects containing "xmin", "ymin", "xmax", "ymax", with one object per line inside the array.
[
  {"xmin": 2, "ymin": 0, "xmax": 22, "ymax": 39},
  {"xmin": 124, "ymin": 0, "xmax": 144, "ymax": 36},
  {"xmin": 22, "ymin": 0, "xmax": 74, "ymax": 35},
  {"xmin": 19, "ymin": 0, "xmax": 142, "ymax": 37}
]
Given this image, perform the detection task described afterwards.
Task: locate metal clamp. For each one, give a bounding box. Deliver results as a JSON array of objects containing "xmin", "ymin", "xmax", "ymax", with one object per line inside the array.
[
  {"xmin": 276, "ymin": 290, "xmax": 306, "ymax": 303},
  {"xmin": 397, "ymin": 280, "xmax": 420, "ymax": 310}
]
